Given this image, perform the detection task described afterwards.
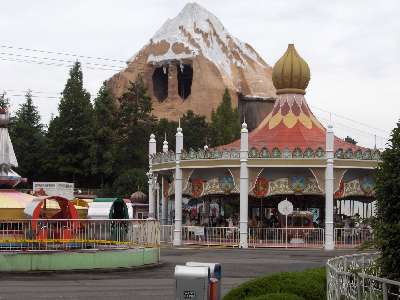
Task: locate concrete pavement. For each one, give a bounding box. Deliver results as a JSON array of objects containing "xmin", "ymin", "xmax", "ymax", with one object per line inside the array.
[{"xmin": 0, "ymin": 246, "xmax": 357, "ymax": 300}]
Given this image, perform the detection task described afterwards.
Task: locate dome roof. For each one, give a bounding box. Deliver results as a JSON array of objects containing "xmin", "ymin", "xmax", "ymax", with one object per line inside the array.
[
  {"xmin": 130, "ymin": 191, "xmax": 148, "ymax": 203},
  {"xmin": 272, "ymin": 44, "xmax": 310, "ymax": 95}
]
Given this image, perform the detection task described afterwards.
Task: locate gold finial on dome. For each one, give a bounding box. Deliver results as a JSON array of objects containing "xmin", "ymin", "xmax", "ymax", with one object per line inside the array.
[{"xmin": 272, "ymin": 44, "xmax": 310, "ymax": 95}]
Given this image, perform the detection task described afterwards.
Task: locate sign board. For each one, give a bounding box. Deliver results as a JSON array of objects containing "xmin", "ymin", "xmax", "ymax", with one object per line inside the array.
[
  {"xmin": 278, "ymin": 199, "xmax": 293, "ymax": 216},
  {"xmin": 33, "ymin": 182, "xmax": 74, "ymax": 200}
]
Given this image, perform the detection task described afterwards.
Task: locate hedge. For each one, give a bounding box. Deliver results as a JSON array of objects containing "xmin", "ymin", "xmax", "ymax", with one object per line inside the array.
[
  {"xmin": 246, "ymin": 293, "xmax": 305, "ymax": 300},
  {"xmin": 223, "ymin": 267, "xmax": 326, "ymax": 300}
]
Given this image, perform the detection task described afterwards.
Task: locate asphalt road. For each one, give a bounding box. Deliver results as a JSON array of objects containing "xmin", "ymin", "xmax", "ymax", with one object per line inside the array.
[{"xmin": 0, "ymin": 246, "xmax": 356, "ymax": 300}]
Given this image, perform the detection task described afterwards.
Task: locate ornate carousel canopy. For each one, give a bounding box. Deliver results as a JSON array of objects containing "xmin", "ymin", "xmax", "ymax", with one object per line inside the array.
[{"xmin": 151, "ymin": 44, "xmax": 379, "ymax": 201}]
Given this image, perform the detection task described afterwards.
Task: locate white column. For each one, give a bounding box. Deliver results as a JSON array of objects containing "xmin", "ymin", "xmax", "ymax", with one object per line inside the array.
[
  {"xmin": 161, "ymin": 176, "xmax": 168, "ymax": 225},
  {"xmin": 148, "ymin": 133, "xmax": 156, "ymax": 219},
  {"xmin": 173, "ymin": 123, "xmax": 183, "ymax": 246},
  {"xmin": 161, "ymin": 135, "xmax": 169, "ymax": 225},
  {"xmin": 325, "ymin": 124, "xmax": 335, "ymax": 250},
  {"xmin": 156, "ymin": 182, "xmax": 160, "ymax": 220},
  {"xmin": 239, "ymin": 121, "xmax": 249, "ymax": 248}
]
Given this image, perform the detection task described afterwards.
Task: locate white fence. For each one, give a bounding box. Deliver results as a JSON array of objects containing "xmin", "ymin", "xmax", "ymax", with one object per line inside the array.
[
  {"xmin": 334, "ymin": 228, "xmax": 373, "ymax": 248},
  {"xmin": 248, "ymin": 227, "xmax": 324, "ymax": 248},
  {"xmin": 327, "ymin": 252, "xmax": 400, "ymax": 300},
  {"xmin": 0, "ymin": 219, "xmax": 160, "ymax": 250},
  {"xmin": 161, "ymin": 225, "xmax": 373, "ymax": 248}
]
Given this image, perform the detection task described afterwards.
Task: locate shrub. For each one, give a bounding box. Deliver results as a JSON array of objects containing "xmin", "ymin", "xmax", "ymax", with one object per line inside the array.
[
  {"xmin": 222, "ymin": 267, "xmax": 325, "ymax": 300},
  {"xmin": 246, "ymin": 293, "xmax": 305, "ymax": 300}
]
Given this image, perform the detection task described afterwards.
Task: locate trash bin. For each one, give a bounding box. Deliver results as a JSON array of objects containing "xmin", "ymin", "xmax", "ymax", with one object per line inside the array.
[
  {"xmin": 175, "ymin": 265, "xmax": 210, "ymax": 300},
  {"xmin": 186, "ymin": 262, "xmax": 222, "ymax": 300}
]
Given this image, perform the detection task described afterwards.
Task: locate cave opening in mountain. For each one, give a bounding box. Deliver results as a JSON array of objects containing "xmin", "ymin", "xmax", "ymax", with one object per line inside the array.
[
  {"xmin": 177, "ymin": 64, "xmax": 193, "ymax": 100},
  {"xmin": 152, "ymin": 66, "xmax": 168, "ymax": 102}
]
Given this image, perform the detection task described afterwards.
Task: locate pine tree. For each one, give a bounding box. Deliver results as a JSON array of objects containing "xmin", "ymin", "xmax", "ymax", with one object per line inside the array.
[
  {"xmin": 113, "ymin": 75, "xmax": 154, "ymax": 196},
  {"xmin": 91, "ymin": 82, "xmax": 118, "ymax": 187},
  {"xmin": 210, "ymin": 88, "xmax": 240, "ymax": 146},
  {"xmin": 47, "ymin": 62, "xmax": 93, "ymax": 186},
  {"xmin": 116, "ymin": 75, "xmax": 154, "ymax": 168},
  {"xmin": 374, "ymin": 120, "xmax": 400, "ymax": 279},
  {"xmin": 9, "ymin": 91, "xmax": 46, "ymax": 183}
]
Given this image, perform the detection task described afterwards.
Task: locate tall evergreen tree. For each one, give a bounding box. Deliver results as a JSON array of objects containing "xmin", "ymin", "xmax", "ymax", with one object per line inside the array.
[
  {"xmin": 91, "ymin": 82, "xmax": 117, "ymax": 187},
  {"xmin": 116, "ymin": 75, "xmax": 154, "ymax": 169},
  {"xmin": 210, "ymin": 88, "xmax": 240, "ymax": 146},
  {"xmin": 113, "ymin": 75, "xmax": 154, "ymax": 196},
  {"xmin": 8, "ymin": 91, "xmax": 46, "ymax": 183},
  {"xmin": 374, "ymin": 120, "xmax": 400, "ymax": 280},
  {"xmin": 47, "ymin": 62, "xmax": 93, "ymax": 186}
]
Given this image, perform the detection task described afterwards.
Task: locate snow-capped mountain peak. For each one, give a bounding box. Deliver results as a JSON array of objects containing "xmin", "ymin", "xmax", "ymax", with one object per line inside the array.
[{"xmin": 141, "ymin": 2, "xmax": 267, "ymax": 79}]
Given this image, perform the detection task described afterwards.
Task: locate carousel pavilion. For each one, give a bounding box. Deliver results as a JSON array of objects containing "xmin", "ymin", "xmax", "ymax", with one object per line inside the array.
[{"xmin": 148, "ymin": 44, "xmax": 379, "ymax": 249}]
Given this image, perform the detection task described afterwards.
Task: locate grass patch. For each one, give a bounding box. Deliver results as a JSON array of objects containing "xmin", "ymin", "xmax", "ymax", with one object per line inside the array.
[{"xmin": 223, "ymin": 267, "xmax": 326, "ymax": 300}]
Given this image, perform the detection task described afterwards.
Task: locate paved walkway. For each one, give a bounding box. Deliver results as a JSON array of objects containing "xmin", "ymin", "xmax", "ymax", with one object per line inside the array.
[{"xmin": 0, "ymin": 246, "xmax": 357, "ymax": 300}]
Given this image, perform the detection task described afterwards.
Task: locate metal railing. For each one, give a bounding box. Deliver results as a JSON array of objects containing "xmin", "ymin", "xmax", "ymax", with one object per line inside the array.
[
  {"xmin": 248, "ymin": 227, "xmax": 325, "ymax": 248},
  {"xmin": 327, "ymin": 252, "xmax": 400, "ymax": 300},
  {"xmin": 0, "ymin": 219, "xmax": 160, "ymax": 251},
  {"xmin": 160, "ymin": 226, "xmax": 374, "ymax": 249},
  {"xmin": 334, "ymin": 227, "xmax": 373, "ymax": 248}
]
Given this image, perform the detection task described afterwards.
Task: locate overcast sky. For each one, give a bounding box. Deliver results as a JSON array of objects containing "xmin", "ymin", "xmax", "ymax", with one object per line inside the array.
[{"xmin": 0, "ymin": 0, "xmax": 398, "ymax": 149}]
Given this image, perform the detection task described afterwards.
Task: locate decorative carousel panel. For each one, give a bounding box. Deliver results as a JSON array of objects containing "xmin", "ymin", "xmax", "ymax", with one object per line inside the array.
[
  {"xmin": 252, "ymin": 177, "xmax": 269, "ymax": 197},
  {"xmin": 272, "ymin": 147, "xmax": 281, "ymax": 158},
  {"xmin": 290, "ymin": 176, "xmax": 306, "ymax": 193},
  {"xmin": 169, "ymin": 150, "xmax": 175, "ymax": 161},
  {"xmin": 354, "ymin": 149, "xmax": 363, "ymax": 160},
  {"xmin": 343, "ymin": 179, "xmax": 363, "ymax": 197},
  {"xmin": 230, "ymin": 148, "xmax": 240, "ymax": 159},
  {"xmin": 344, "ymin": 148, "xmax": 354, "ymax": 159},
  {"xmin": 181, "ymin": 149, "xmax": 188, "ymax": 160},
  {"xmin": 260, "ymin": 147, "xmax": 270, "ymax": 158},
  {"xmin": 222, "ymin": 149, "xmax": 230, "ymax": 159},
  {"xmin": 362, "ymin": 149, "xmax": 372, "ymax": 160},
  {"xmin": 203, "ymin": 178, "xmax": 221, "ymax": 195},
  {"xmin": 268, "ymin": 178, "xmax": 291, "ymax": 196},
  {"xmin": 197, "ymin": 149, "xmax": 205, "ymax": 159},
  {"xmin": 249, "ymin": 147, "xmax": 259, "ymax": 158},
  {"xmin": 282, "ymin": 147, "xmax": 292, "ymax": 159},
  {"xmin": 334, "ymin": 179, "xmax": 345, "ymax": 199},
  {"xmin": 335, "ymin": 148, "xmax": 344, "ymax": 159},
  {"xmin": 360, "ymin": 176, "xmax": 375, "ymax": 196},
  {"xmin": 315, "ymin": 147, "xmax": 325, "ymax": 158},
  {"xmin": 303, "ymin": 177, "xmax": 322, "ymax": 194},
  {"xmin": 220, "ymin": 175, "xmax": 235, "ymax": 194},
  {"xmin": 303, "ymin": 147, "xmax": 315, "ymax": 158},
  {"xmin": 189, "ymin": 148, "xmax": 196, "ymax": 159},
  {"xmin": 292, "ymin": 147, "xmax": 303, "ymax": 158},
  {"xmin": 191, "ymin": 179, "xmax": 204, "ymax": 198},
  {"xmin": 372, "ymin": 150, "xmax": 381, "ymax": 160}
]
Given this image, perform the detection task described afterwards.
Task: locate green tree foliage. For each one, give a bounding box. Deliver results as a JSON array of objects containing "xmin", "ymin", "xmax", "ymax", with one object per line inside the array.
[
  {"xmin": 91, "ymin": 82, "xmax": 117, "ymax": 187},
  {"xmin": 154, "ymin": 110, "xmax": 209, "ymax": 151},
  {"xmin": 0, "ymin": 92, "xmax": 10, "ymax": 110},
  {"xmin": 113, "ymin": 75, "xmax": 154, "ymax": 196},
  {"xmin": 8, "ymin": 91, "xmax": 46, "ymax": 183},
  {"xmin": 46, "ymin": 62, "xmax": 93, "ymax": 186},
  {"xmin": 374, "ymin": 120, "xmax": 400, "ymax": 280},
  {"xmin": 345, "ymin": 136, "xmax": 357, "ymax": 145},
  {"xmin": 210, "ymin": 88, "xmax": 240, "ymax": 146}
]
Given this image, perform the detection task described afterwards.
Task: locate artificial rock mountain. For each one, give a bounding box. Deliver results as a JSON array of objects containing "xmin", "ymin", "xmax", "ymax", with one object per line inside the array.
[{"xmin": 107, "ymin": 2, "xmax": 275, "ymax": 124}]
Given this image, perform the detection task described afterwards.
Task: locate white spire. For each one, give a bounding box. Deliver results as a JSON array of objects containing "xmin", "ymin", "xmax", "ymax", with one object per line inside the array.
[{"xmin": 163, "ymin": 132, "xmax": 169, "ymax": 153}]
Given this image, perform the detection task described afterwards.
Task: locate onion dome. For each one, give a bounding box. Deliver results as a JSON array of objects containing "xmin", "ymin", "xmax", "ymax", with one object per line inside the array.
[
  {"xmin": 272, "ymin": 44, "xmax": 310, "ymax": 95},
  {"xmin": 130, "ymin": 191, "xmax": 148, "ymax": 203}
]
